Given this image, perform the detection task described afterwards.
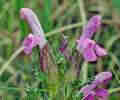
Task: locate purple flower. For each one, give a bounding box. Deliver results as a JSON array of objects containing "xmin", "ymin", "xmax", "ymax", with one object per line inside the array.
[
  {"xmin": 76, "ymin": 15, "xmax": 107, "ymax": 62},
  {"xmin": 59, "ymin": 35, "xmax": 72, "ymax": 61},
  {"xmin": 20, "ymin": 8, "xmax": 47, "ymax": 49},
  {"xmin": 22, "ymin": 33, "xmax": 41, "ymax": 54},
  {"xmin": 79, "ymin": 72, "xmax": 112, "ymax": 100}
]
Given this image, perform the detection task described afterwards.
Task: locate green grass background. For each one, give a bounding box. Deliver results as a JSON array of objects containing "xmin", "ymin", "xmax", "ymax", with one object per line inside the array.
[{"xmin": 0, "ymin": 0, "xmax": 120, "ymax": 99}]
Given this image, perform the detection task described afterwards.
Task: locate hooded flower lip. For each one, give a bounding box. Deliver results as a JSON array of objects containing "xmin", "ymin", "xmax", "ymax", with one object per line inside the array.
[
  {"xmin": 80, "ymin": 15, "xmax": 101, "ymax": 40},
  {"xmin": 22, "ymin": 33, "xmax": 41, "ymax": 54},
  {"xmin": 93, "ymin": 71, "xmax": 112, "ymax": 84},
  {"xmin": 20, "ymin": 8, "xmax": 47, "ymax": 49},
  {"xmin": 79, "ymin": 72, "xmax": 112, "ymax": 100},
  {"xmin": 76, "ymin": 15, "xmax": 107, "ymax": 62}
]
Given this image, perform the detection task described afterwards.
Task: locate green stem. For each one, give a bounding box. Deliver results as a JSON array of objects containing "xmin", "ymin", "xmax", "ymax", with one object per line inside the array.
[
  {"xmin": 45, "ymin": 22, "xmax": 82, "ymax": 37},
  {"xmin": 110, "ymin": 64, "xmax": 120, "ymax": 85},
  {"xmin": 109, "ymin": 87, "xmax": 120, "ymax": 94},
  {"xmin": 81, "ymin": 61, "xmax": 88, "ymax": 83},
  {"xmin": 77, "ymin": 0, "xmax": 87, "ymax": 28},
  {"xmin": 0, "ymin": 46, "xmax": 25, "ymax": 77},
  {"xmin": 0, "ymin": 87, "xmax": 21, "ymax": 90}
]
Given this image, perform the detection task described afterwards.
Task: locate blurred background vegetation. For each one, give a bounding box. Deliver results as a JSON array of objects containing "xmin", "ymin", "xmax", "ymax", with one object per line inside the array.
[{"xmin": 0, "ymin": 0, "xmax": 120, "ymax": 99}]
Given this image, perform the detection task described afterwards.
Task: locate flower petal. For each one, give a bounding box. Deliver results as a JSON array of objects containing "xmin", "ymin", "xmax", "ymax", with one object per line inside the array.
[
  {"xmin": 80, "ymin": 15, "xmax": 101, "ymax": 39},
  {"xmin": 20, "ymin": 8, "xmax": 47, "ymax": 49},
  {"xmin": 93, "ymin": 72, "xmax": 112, "ymax": 85},
  {"xmin": 95, "ymin": 44, "xmax": 107, "ymax": 56},
  {"xmin": 79, "ymin": 85, "xmax": 91, "ymax": 95},
  {"xmin": 82, "ymin": 42, "xmax": 97, "ymax": 62},
  {"xmin": 76, "ymin": 39, "xmax": 97, "ymax": 61},
  {"xmin": 24, "ymin": 47, "xmax": 32, "ymax": 54},
  {"xmin": 84, "ymin": 91, "xmax": 95, "ymax": 100},
  {"xmin": 29, "ymin": 35, "xmax": 41, "ymax": 48},
  {"xmin": 22, "ymin": 33, "xmax": 33, "ymax": 46},
  {"xmin": 95, "ymin": 88, "xmax": 108, "ymax": 99},
  {"xmin": 76, "ymin": 39, "xmax": 93, "ymax": 51},
  {"xmin": 79, "ymin": 84, "xmax": 97, "ymax": 96},
  {"xmin": 22, "ymin": 33, "xmax": 41, "ymax": 54}
]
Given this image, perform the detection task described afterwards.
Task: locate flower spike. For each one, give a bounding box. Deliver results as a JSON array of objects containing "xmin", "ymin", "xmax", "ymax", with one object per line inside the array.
[{"xmin": 20, "ymin": 8, "xmax": 59, "ymax": 93}]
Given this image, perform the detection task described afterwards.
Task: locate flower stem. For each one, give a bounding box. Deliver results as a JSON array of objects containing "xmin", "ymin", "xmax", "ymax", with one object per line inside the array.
[
  {"xmin": 110, "ymin": 63, "xmax": 120, "ymax": 85},
  {"xmin": 109, "ymin": 87, "xmax": 120, "ymax": 94},
  {"xmin": 0, "ymin": 46, "xmax": 25, "ymax": 77},
  {"xmin": 77, "ymin": 0, "xmax": 87, "ymax": 28},
  {"xmin": 45, "ymin": 22, "xmax": 82, "ymax": 37}
]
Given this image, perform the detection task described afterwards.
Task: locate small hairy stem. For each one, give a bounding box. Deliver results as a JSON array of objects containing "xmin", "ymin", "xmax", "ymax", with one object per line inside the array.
[{"xmin": 40, "ymin": 44, "xmax": 59, "ymax": 98}]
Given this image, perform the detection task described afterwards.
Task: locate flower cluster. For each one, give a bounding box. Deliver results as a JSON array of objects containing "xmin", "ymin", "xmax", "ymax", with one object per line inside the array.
[
  {"xmin": 21, "ymin": 8, "xmax": 107, "ymax": 62},
  {"xmin": 79, "ymin": 72, "xmax": 112, "ymax": 100},
  {"xmin": 20, "ymin": 8, "xmax": 112, "ymax": 100}
]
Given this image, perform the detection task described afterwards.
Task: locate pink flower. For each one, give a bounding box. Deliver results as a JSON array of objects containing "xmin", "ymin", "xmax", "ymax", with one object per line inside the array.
[
  {"xmin": 76, "ymin": 15, "xmax": 107, "ymax": 62},
  {"xmin": 79, "ymin": 72, "xmax": 112, "ymax": 100},
  {"xmin": 22, "ymin": 33, "xmax": 41, "ymax": 54},
  {"xmin": 20, "ymin": 8, "xmax": 47, "ymax": 49}
]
